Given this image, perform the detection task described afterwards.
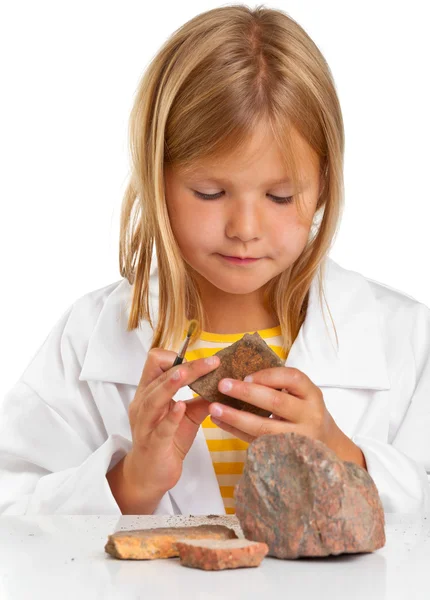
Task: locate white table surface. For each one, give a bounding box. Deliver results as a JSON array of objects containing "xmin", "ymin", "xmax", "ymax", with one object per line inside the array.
[{"xmin": 0, "ymin": 513, "xmax": 428, "ymax": 600}]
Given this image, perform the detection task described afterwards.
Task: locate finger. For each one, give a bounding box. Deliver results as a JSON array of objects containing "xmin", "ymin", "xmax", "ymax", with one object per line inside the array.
[
  {"xmin": 150, "ymin": 400, "xmax": 187, "ymax": 453},
  {"xmin": 210, "ymin": 417, "xmax": 254, "ymax": 443},
  {"xmin": 217, "ymin": 379, "xmax": 305, "ymax": 423},
  {"xmin": 137, "ymin": 356, "xmax": 220, "ymax": 437},
  {"xmin": 138, "ymin": 347, "xmax": 179, "ymax": 390},
  {"xmin": 183, "ymin": 396, "xmax": 211, "ymax": 426},
  {"xmin": 210, "ymin": 400, "xmax": 297, "ymax": 440},
  {"xmin": 210, "ymin": 414, "xmax": 294, "ymax": 442},
  {"xmin": 149, "ymin": 355, "xmax": 220, "ymax": 410},
  {"xmin": 172, "ymin": 398, "xmax": 212, "ymax": 457},
  {"xmin": 244, "ymin": 367, "xmax": 312, "ymax": 399}
]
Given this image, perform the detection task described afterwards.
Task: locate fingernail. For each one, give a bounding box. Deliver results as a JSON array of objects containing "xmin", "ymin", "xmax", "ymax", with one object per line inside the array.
[
  {"xmin": 205, "ymin": 356, "xmax": 218, "ymax": 365},
  {"xmin": 244, "ymin": 375, "xmax": 253, "ymax": 382},
  {"xmin": 211, "ymin": 404, "xmax": 223, "ymax": 417},
  {"xmin": 220, "ymin": 379, "xmax": 232, "ymax": 392}
]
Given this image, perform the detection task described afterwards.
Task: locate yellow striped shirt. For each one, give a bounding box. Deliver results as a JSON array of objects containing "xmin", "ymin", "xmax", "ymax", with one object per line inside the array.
[{"xmin": 184, "ymin": 325, "xmax": 287, "ymax": 514}]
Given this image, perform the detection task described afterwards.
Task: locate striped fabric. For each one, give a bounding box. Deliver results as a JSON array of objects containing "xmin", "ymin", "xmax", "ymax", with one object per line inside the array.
[{"xmin": 184, "ymin": 325, "xmax": 288, "ymax": 514}]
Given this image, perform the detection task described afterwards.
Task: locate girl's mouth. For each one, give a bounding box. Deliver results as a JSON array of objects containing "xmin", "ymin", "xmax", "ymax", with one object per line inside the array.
[{"xmin": 219, "ymin": 254, "xmax": 261, "ymax": 265}]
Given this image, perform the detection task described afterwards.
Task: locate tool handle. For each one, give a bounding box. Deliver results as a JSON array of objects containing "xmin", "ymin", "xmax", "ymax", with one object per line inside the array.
[{"xmin": 172, "ymin": 354, "xmax": 184, "ymax": 367}]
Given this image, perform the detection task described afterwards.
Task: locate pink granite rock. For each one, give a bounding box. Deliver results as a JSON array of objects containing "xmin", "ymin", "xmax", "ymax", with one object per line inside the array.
[{"xmin": 234, "ymin": 432, "xmax": 386, "ymax": 559}]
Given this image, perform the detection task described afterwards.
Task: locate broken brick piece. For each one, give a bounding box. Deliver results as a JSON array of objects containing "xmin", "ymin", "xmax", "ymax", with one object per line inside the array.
[
  {"xmin": 176, "ymin": 538, "xmax": 269, "ymax": 570},
  {"xmin": 105, "ymin": 524, "xmax": 237, "ymax": 560}
]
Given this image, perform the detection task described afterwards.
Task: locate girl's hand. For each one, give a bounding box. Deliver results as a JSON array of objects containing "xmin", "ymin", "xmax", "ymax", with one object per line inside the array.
[
  {"xmin": 124, "ymin": 349, "xmax": 219, "ymax": 498},
  {"xmin": 208, "ymin": 367, "xmax": 366, "ymax": 467}
]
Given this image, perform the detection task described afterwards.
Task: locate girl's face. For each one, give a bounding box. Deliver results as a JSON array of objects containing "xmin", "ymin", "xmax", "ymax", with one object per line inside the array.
[{"xmin": 164, "ymin": 122, "xmax": 322, "ymax": 298}]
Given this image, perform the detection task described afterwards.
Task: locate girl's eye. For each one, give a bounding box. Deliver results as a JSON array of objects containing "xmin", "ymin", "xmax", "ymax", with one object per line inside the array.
[
  {"xmin": 193, "ymin": 191, "xmax": 294, "ymax": 205},
  {"xmin": 268, "ymin": 194, "xmax": 294, "ymax": 205},
  {"xmin": 193, "ymin": 191, "xmax": 224, "ymax": 200}
]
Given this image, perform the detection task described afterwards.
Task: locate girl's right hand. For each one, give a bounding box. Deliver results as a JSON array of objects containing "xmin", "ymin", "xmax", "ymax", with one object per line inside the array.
[{"xmin": 123, "ymin": 348, "xmax": 220, "ymax": 502}]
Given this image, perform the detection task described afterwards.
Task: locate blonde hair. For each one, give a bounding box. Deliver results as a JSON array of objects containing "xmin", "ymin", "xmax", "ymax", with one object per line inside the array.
[{"xmin": 120, "ymin": 4, "xmax": 343, "ymax": 354}]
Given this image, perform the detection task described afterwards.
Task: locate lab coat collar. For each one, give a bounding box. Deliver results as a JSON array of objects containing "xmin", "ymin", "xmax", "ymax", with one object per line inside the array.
[{"xmin": 79, "ymin": 257, "xmax": 391, "ymax": 391}]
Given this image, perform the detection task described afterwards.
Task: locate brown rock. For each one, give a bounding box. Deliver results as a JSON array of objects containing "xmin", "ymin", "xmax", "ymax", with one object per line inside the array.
[
  {"xmin": 176, "ymin": 538, "xmax": 269, "ymax": 570},
  {"xmin": 234, "ymin": 432, "xmax": 386, "ymax": 559},
  {"xmin": 105, "ymin": 524, "xmax": 237, "ymax": 560},
  {"xmin": 189, "ymin": 332, "xmax": 285, "ymax": 417}
]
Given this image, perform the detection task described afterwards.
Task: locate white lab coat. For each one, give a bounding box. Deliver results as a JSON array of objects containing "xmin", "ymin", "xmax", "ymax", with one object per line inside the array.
[{"xmin": 1, "ymin": 256, "xmax": 430, "ymax": 515}]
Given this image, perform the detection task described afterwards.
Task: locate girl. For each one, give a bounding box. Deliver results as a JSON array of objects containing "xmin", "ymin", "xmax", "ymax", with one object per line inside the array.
[{"xmin": 1, "ymin": 5, "xmax": 429, "ymax": 516}]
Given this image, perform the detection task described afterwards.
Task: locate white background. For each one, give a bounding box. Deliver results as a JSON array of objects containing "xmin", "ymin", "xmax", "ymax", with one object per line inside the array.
[{"xmin": 1, "ymin": 0, "xmax": 429, "ymax": 398}]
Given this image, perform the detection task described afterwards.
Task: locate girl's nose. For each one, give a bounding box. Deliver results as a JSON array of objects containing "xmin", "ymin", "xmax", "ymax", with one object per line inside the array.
[{"xmin": 224, "ymin": 200, "xmax": 262, "ymax": 242}]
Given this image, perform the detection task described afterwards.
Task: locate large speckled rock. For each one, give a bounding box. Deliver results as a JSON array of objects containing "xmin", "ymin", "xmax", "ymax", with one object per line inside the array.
[{"xmin": 234, "ymin": 432, "xmax": 386, "ymax": 559}]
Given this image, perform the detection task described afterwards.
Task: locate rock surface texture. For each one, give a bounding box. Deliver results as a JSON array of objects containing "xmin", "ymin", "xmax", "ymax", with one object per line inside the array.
[
  {"xmin": 105, "ymin": 524, "xmax": 237, "ymax": 559},
  {"xmin": 234, "ymin": 432, "xmax": 386, "ymax": 559},
  {"xmin": 176, "ymin": 538, "xmax": 269, "ymax": 570},
  {"xmin": 189, "ymin": 332, "xmax": 285, "ymax": 417}
]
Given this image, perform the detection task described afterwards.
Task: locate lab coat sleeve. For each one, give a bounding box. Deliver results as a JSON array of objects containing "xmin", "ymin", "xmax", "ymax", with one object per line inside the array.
[
  {"xmin": 353, "ymin": 302, "xmax": 430, "ymax": 513},
  {"xmin": 0, "ymin": 303, "xmax": 131, "ymax": 515}
]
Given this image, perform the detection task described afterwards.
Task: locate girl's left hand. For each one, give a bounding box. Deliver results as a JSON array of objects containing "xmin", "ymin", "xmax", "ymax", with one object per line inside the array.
[{"xmin": 209, "ymin": 366, "xmax": 339, "ymax": 448}]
